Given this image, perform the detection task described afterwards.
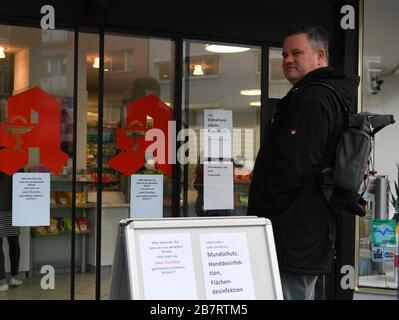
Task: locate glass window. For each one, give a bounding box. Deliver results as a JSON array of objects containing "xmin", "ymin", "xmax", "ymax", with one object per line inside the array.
[
  {"xmin": 97, "ymin": 33, "xmax": 175, "ymax": 298},
  {"xmin": 357, "ymin": 0, "xmax": 399, "ymax": 293},
  {"xmin": 182, "ymin": 40, "xmax": 261, "ymax": 217},
  {"xmin": 268, "ymin": 48, "xmax": 291, "ymax": 99},
  {"xmin": 0, "ymin": 25, "xmax": 75, "ymax": 299}
]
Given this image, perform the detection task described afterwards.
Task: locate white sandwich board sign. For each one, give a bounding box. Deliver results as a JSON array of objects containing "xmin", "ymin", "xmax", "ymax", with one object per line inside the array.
[{"xmin": 109, "ymin": 216, "xmax": 283, "ymax": 300}]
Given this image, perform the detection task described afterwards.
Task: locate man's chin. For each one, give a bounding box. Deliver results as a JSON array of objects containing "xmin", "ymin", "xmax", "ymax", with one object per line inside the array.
[
  {"xmin": 284, "ymin": 74, "xmax": 299, "ymax": 85},
  {"xmin": 284, "ymin": 70, "xmax": 298, "ymax": 81}
]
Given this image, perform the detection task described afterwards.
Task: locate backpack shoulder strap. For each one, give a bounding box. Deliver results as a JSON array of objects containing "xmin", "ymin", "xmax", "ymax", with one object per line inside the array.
[
  {"xmin": 309, "ymin": 81, "xmax": 351, "ymax": 116},
  {"xmin": 306, "ymin": 82, "xmax": 349, "ymax": 165},
  {"xmin": 307, "ymin": 81, "xmax": 353, "ymax": 178}
]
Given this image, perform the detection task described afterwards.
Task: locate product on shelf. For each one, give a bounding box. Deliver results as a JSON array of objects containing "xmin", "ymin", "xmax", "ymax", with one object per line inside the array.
[
  {"xmin": 65, "ymin": 192, "xmax": 73, "ymax": 205},
  {"xmin": 50, "ymin": 192, "xmax": 57, "ymax": 205},
  {"xmin": 55, "ymin": 192, "xmax": 69, "ymax": 205},
  {"xmin": 238, "ymin": 193, "xmax": 249, "ymax": 205},
  {"xmin": 63, "ymin": 217, "xmax": 80, "ymax": 233},
  {"xmin": 104, "ymin": 121, "xmax": 120, "ymax": 128},
  {"xmin": 87, "ymin": 112, "xmax": 98, "ymax": 127},
  {"xmin": 76, "ymin": 173, "xmax": 92, "ymax": 181},
  {"xmin": 77, "ymin": 217, "xmax": 89, "ymax": 232},
  {"xmin": 51, "ymin": 191, "xmax": 87, "ymax": 207},
  {"xmin": 234, "ymin": 173, "xmax": 252, "ymax": 184},
  {"xmin": 32, "ymin": 226, "xmax": 49, "ymax": 235},
  {"xmin": 234, "ymin": 167, "xmax": 252, "ymax": 184},
  {"xmin": 76, "ymin": 192, "xmax": 86, "ymax": 205},
  {"xmin": 64, "ymin": 191, "xmax": 86, "ymax": 205},
  {"xmin": 49, "ymin": 218, "xmax": 59, "ymax": 234},
  {"xmin": 64, "ymin": 217, "xmax": 73, "ymax": 232},
  {"xmin": 55, "ymin": 217, "xmax": 65, "ymax": 232}
]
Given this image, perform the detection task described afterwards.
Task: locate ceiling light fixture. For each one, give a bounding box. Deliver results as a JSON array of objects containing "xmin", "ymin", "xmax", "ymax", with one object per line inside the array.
[
  {"xmin": 240, "ymin": 89, "xmax": 261, "ymax": 96},
  {"xmin": 193, "ymin": 64, "xmax": 204, "ymax": 76},
  {"xmin": 0, "ymin": 47, "xmax": 6, "ymax": 59},
  {"xmin": 249, "ymin": 101, "xmax": 261, "ymax": 107},
  {"xmin": 205, "ymin": 44, "xmax": 250, "ymax": 53},
  {"xmin": 92, "ymin": 57, "xmax": 109, "ymax": 71},
  {"xmin": 93, "ymin": 57, "xmax": 100, "ymax": 68}
]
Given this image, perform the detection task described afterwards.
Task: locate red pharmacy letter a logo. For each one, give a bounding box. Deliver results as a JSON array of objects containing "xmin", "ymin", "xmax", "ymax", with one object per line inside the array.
[
  {"xmin": 108, "ymin": 94, "xmax": 173, "ymax": 176},
  {"xmin": 0, "ymin": 87, "xmax": 68, "ymax": 175}
]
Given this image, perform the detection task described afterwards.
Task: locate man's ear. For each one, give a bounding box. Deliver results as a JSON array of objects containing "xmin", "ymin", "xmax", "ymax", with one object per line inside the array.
[{"xmin": 317, "ymin": 49, "xmax": 327, "ymax": 66}]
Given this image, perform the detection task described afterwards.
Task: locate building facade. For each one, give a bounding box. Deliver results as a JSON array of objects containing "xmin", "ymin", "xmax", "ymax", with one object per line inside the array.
[{"xmin": 1, "ymin": 0, "xmax": 397, "ymax": 300}]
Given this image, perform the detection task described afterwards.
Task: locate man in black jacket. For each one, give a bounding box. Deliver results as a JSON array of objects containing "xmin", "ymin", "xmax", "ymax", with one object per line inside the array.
[{"xmin": 248, "ymin": 24, "xmax": 359, "ymax": 300}]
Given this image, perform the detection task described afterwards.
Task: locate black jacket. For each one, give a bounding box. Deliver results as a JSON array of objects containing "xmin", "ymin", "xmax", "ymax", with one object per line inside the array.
[{"xmin": 248, "ymin": 67, "xmax": 360, "ymax": 274}]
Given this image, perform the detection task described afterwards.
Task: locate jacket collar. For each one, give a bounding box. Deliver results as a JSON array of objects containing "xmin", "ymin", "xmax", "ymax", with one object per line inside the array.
[
  {"xmin": 276, "ymin": 67, "xmax": 332, "ymax": 109},
  {"xmin": 292, "ymin": 67, "xmax": 332, "ymax": 90}
]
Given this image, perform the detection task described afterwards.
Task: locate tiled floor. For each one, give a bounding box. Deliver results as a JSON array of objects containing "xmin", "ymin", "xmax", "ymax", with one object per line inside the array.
[{"xmin": 0, "ymin": 272, "xmax": 110, "ymax": 300}]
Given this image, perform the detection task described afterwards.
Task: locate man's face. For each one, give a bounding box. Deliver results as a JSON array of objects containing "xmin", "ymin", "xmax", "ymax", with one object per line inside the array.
[{"xmin": 282, "ymin": 33, "xmax": 326, "ymax": 85}]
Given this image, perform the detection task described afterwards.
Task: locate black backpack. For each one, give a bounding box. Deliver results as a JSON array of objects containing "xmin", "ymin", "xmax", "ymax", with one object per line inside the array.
[{"xmin": 313, "ymin": 82, "xmax": 395, "ymax": 217}]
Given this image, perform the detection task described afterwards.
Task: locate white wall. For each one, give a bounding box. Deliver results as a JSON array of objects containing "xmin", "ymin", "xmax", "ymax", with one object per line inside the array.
[{"xmin": 363, "ymin": 74, "xmax": 399, "ymax": 217}]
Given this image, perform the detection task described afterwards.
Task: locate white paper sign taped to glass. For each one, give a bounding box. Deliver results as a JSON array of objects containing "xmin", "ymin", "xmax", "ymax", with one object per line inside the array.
[
  {"xmin": 12, "ymin": 172, "xmax": 50, "ymax": 226},
  {"xmin": 139, "ymin": 233, "xmax": 198, "ymax": 299},
  {"xmin": 204, "ymin": 109, "xmax": 232, "ymax": 159},
  {"xmin": 131, "ymin": 174, "xmax": 163, "ymax": 219},
  {"xmin": 204, "ymin": 161, "xmax": 234, "ymax": 211},
  {"xmin": 200, "ymin": 232, "xmax": 255, "ymax": 299}
]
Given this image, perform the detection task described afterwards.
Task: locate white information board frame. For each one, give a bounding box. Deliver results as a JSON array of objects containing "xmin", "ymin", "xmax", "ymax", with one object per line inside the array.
[{"xmin": 109, "ymin": 216, "xmax": 283, "ymax": 300}]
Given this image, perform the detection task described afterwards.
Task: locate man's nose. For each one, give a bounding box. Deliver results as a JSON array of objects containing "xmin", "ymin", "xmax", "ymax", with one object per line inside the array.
[{"xmin": 284, "ymin": 54, "xmax": 294, "ymax": 64}]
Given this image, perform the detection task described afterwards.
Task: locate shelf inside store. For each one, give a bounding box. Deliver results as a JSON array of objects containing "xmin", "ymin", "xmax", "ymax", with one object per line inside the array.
[
  {"xmin": 50, "ymin": 203, "xmax": 97, "ymax": 209},
  {"xmin": 31, "ymin": 230, "xmax": 92, "ymax": 237},
  {"xmin": 87, "ymin": 154, "xmax": 118, "ymax": 159},
  {"xmin": 87, "ymin": 125, "xmax": 118, "ymax": 129},
  {"xmin": 50, "ymin": 174, "xmax": 119, "ymax": 183},
  {"xmin": 87, "ymin": 141, "xmax": 116, "ymax": 145}
]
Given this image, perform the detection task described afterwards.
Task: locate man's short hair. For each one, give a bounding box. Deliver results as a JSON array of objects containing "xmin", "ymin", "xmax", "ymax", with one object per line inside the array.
[{"xmin": 283, "ymin": 24, "xmax": 329, "ymax": 64}]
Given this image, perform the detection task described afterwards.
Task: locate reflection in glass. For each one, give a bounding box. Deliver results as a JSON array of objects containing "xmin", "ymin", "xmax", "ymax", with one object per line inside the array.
[
  {"xmin": 0, "ymin": 25, "xmax": 75, "ymax": 299},
  {"xmin": 98, "ymin": 33, "xmax": 175, "ymax": 299},
  {"xmin": 268, "ymin": 48, "xmax": 292, "ymax": 99},
  {"xmin": 357, "ymin": 0, "xmax": 399, "ymax": 292},
  {"xmin": 182, "ymin": 40, "xmax": 261, "ymax": 218}
]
